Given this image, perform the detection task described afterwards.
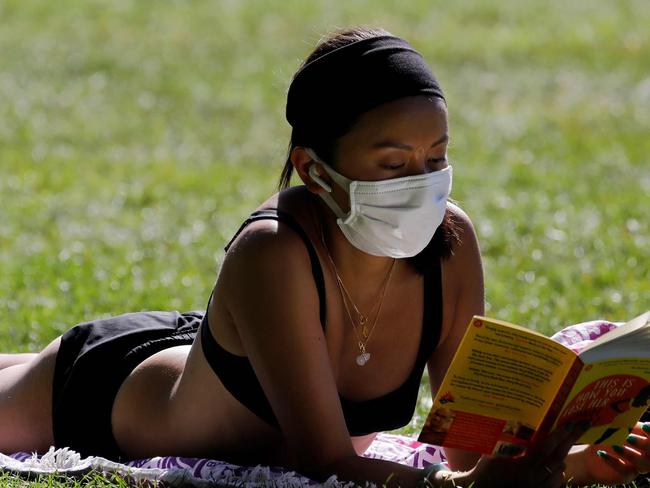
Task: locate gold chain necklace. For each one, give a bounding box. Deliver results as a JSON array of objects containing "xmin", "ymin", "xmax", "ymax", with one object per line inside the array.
[
  {"xmin": 320, "ymin": 225, "xmax": 396, "ymax": 366},
  {"xmin": 335, "ymin": 266, "xmax": 390, "ymax": 338}
]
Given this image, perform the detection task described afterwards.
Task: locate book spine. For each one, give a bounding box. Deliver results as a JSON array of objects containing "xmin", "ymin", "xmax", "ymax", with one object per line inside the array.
[{"xmin": 533, "ymin": 355, "xmax": 584, "ymax": 441}]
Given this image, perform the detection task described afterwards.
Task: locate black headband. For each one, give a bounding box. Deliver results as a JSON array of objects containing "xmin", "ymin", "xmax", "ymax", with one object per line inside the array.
[{"xmin": 286, "ymin": 35, "xmax": 445, "ymax": 138}]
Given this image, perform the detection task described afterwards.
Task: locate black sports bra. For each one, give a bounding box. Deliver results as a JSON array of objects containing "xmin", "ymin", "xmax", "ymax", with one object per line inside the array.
[{"xmin": 200, "ymin": 209, "xmax": 442, "ymax": 436}]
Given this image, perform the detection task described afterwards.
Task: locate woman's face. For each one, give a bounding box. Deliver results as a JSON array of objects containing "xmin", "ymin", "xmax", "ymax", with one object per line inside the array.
[{"xmin": 331, "ymin": 95, "xmax": 449, "ymax": 182}]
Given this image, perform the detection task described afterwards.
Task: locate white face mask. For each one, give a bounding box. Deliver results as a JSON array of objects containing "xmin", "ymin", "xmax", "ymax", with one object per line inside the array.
[{"xmin": 306, "ymin": 148, "xmax": 452, "ymax": 258}]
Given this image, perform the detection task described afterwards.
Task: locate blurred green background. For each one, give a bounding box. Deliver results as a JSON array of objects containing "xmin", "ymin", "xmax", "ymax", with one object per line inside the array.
[{"xmin": 1, "ymin": 0, "xmax": 649, "ymax": 443}]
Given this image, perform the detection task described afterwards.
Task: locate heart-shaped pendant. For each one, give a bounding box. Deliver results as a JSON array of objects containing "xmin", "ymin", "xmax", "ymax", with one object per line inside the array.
[{"xmin": 356, "ymin": 352, "xmax": 371, "ymax": 366}]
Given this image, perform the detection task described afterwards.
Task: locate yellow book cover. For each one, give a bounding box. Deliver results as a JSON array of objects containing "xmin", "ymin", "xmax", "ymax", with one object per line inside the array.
[
  {"xmin": 419, "ymin": 313, "xmax": 650, "ymax": 456},
  {"xmin": 550, "ymin": 359, "xmax": 650, "ymax": 445}
]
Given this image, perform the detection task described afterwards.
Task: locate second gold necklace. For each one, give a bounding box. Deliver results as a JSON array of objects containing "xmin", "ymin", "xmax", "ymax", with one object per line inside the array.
[{"xmin": 320, "ymin": 224, "xmax": 396, "ymax": 366}]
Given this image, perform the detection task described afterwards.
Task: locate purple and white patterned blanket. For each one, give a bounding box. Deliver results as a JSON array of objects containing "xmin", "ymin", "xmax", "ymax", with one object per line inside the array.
[
  {"xmin": 0, "ymin": 320, "xmax": 619, "ymax": 487},
  {"xmin": 0, "ymin": 433, "xmax": 443, "ymax": 487}
]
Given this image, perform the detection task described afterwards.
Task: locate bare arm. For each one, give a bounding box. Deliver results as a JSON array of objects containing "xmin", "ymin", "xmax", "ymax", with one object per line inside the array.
[
  {"xmin": 427, "ymin": 204, "xmax": 484, "ymax": 471},
  {"xmin": 423, "ymin": 207, "xmax": 620, "ymax": 486}
]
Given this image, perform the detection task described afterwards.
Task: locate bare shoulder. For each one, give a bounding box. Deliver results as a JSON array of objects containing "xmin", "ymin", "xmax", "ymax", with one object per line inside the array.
[
  {"xmin": 218, "ymin": 215, "xmax": 315, "ymax": 304},
  {"xmin": 446, "ymin": 202, "xmax": 481, "ymax": 271},
  {"xmin": 439, "ymin": 202, "xmax": 483, "ymax": 321},
  {"xmin": 224, "ymin": 217, "xmax": 306, "ymax": 260},
  {"xmin": 448, "ymin": 202, "xmax": 478, "ymax": 244},
  {"xmin": 214, "ymin": 188, "xmax": 324, "ymax": 341}
]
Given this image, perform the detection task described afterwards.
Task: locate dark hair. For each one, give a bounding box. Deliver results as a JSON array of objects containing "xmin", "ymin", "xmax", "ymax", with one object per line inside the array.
[
  {"xmin": 279, "ymin": 27, "xmax": 392, "ymax": 190},
  {"xmin": 279, "ymin": 27, "xmax": 460, "ymax": 268}
]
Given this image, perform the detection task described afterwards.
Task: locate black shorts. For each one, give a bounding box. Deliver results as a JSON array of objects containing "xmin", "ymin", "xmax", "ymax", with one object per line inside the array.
[{"xmin": 51, "ymin": 311, "xmax": 202, "ymax": 460}]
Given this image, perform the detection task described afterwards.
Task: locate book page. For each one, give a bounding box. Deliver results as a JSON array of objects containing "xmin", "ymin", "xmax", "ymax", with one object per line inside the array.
[
  {"xmin": 419, "ymin": 316, "xmax": 577, "ymax": 455},
  {"xmin": 579, "ymin": 312, "xmax": 650, "ymax": 364},
  {"xmin": 552, "ymin": 358, "xmax": 650, "ymax": 445}
]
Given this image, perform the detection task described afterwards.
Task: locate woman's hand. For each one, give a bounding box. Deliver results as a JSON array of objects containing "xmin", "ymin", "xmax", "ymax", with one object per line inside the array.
[
  {"xmin": 565, "ymin": 422, "xmax": 650, "ymax": 486},
  {"xmin": 449, "ymin": 422, "xmax": 589, "ymax": 488}
]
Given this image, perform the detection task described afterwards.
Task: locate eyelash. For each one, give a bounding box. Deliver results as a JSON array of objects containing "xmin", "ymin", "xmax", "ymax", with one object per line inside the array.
[{"xmin": 385, "ymin": 157, "xmax": 447, "ymax": 169}]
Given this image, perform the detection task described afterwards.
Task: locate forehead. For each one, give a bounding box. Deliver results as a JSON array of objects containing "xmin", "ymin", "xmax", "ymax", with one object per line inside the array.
[{"xmin": 342, "ymin": 96, "xmax": 448, "ymax": 147}]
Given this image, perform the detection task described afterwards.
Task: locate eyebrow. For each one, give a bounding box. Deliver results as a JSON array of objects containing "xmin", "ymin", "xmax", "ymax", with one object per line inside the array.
[{"xmin": 372, "ymin": 133, "xmax": 449, "ymax": 151}]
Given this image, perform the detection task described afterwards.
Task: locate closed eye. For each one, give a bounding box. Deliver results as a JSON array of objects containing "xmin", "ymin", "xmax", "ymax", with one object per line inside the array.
[
  {"xmin": 383, "ymin": 157, "xmax": 447, "ymax": 170},
  {"xmin": 383, "ymin": 163, "xmax": 406, "ymax": 170}
]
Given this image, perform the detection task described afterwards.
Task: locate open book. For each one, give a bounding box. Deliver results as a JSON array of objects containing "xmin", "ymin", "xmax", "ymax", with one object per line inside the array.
[{"xmin": 419, "ymin": 312, "xmax": 650, "ymax": 456}]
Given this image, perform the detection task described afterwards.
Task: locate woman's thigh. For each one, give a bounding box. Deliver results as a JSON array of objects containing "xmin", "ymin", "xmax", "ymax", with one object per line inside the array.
[
  {"xmin": 0, "ymin": 336, "xmax": 61, "ymax": 453},
  {"xmin": 0, "ymin": 353, "xmax": 38, "ymax": 370}
]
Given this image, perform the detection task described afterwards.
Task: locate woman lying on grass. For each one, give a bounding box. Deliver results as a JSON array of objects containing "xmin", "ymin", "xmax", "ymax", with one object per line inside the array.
[{"xmin": 1, "ymin": 27, "xmax": 649, "ymax": 488}]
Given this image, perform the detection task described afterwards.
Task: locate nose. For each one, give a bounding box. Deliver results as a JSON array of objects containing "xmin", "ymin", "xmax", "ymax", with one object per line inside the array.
[{"xmin": 404, "ymin": 149, "xmax": 432, "ymax": 176}]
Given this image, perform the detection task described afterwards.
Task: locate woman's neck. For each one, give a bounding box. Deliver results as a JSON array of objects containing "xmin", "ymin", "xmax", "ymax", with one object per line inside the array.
[{"xmin": 315, "ymin": 199, "xmax": 398, "ymax": 290}]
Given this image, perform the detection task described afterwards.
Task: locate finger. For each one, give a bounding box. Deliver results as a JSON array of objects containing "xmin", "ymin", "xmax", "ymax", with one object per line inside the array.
[
  {"xmin": 625, "ymin": 432, "xmax": 648, "ymax": 451},
  {"xmin": 630, "ymin": 421, "xmax": 650, "ymax": 438},
  {"xmin": 596, "ymin": 449, "xmax": 639, "ymax": 481},
  {"xmin": 613, "ymin": 434, "xmax": 650, "ymax": 473},
  {"xmin": 550, "ymin": 421, "xmax": 592, "ymax": 460},
  {"xmin": 529, "ymin": 421, "xmax": 589, "ymax": 462},
  {"xmin": 527, "ymin": 422, "xmax": 577, "ymax": 459}
]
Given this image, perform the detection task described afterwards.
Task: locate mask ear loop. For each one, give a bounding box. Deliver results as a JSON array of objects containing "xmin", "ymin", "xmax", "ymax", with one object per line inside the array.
[
  {"xmin": 305, "ymin": 148, "xmax": 349, "ymax": 220},
  {"xmin": 308, "ymin": 164, "xmax": 333, "ymax": 193}
]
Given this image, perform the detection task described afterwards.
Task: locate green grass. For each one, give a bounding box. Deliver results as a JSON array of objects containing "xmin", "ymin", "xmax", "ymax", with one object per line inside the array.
[
  {"xmin": 1, "ymin": 0, "xmax": 649, "ymax": 486},
  {"xmin": 0, "ymin": 471, "xmax": 156, "ymax": 487}
]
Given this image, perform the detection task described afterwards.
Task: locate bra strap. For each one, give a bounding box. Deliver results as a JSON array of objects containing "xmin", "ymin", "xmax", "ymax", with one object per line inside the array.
[{"xmin": 224, "ymin": 209, "xmax": 327, "ymax": 327}]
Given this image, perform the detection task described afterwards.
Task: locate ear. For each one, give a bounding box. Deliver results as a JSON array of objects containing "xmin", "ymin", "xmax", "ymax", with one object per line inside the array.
[{"xmin": 290, "ymin": 146, "xmax": 332, "ymax": 194}]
